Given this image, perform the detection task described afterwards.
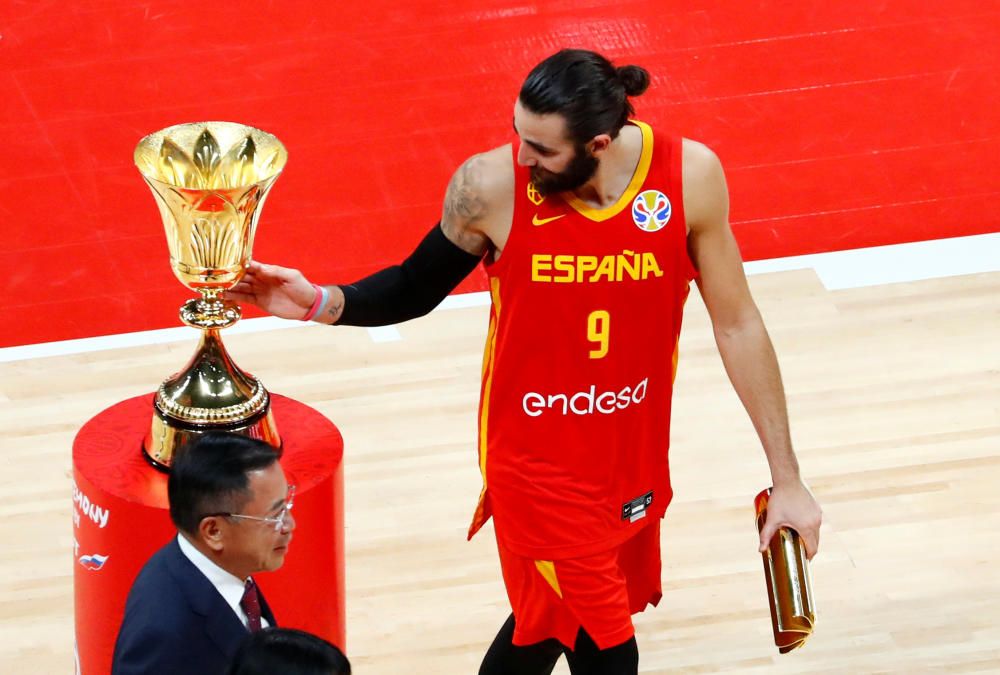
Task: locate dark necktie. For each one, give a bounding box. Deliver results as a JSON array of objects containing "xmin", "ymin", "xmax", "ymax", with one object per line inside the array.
[{"xmin": 240, "ymin": 578, "xmax": 262, "ymax": 632}]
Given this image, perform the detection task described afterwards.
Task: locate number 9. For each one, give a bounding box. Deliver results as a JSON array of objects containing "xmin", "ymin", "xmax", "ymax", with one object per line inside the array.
[{"xmin": 588, "ymin": 310, "xmax": 610, "ymax": 359}]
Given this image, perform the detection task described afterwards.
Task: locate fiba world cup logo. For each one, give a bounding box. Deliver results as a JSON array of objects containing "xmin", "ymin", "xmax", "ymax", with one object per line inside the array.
[{"xmin": 632, "ymin": 190, "xmax": 671, "ymax": 232}]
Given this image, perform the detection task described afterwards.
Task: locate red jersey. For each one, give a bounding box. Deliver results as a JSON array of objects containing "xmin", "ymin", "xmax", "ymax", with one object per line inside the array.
[{"xmin": 468, "ymin": 121, "xmax": 697, "ymax": 559}]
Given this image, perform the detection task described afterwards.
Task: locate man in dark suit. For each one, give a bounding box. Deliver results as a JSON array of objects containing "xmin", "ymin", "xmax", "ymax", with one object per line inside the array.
[{"xmin": 112, "ymin": 432, "xmax": 296, "ymax": 675}]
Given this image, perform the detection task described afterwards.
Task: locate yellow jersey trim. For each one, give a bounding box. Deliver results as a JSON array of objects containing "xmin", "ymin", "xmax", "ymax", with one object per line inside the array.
[
  {"xmin": 534, "ymin": 560, "xmax": 563, "ymax": 598},
  {"xmin": 563, "ymin": 120, "xmax": 654, "ymax": 223},
  {"xmin": 473, "ymin": 278, "xmax": 502, "ymax": 515}
]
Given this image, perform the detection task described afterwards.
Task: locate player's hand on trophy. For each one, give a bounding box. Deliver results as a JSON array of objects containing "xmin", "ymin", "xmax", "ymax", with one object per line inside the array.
[
  {"xmin": 228, "ymin": 261, "xmax": 318, "ymax": 320},
  {"xmin": 758, "ymin": 480, "xmax": 822, "ymax": 560}
]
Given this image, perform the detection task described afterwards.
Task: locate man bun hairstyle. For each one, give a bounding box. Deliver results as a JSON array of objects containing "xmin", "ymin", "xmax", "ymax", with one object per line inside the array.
[
  {"xmin": 616, "ymin": 64, "xmax": 650, "ymax": 97},
  {"xmin": 168, "ymin": 432, "xmax": 280, "ymax": 535},
  {"xmin": 519, "ymin": 49, "xmax": 650, "ymax": 144}
]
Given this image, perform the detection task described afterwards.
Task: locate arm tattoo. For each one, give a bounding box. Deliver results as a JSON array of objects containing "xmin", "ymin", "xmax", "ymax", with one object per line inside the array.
[
  {"xmin": 443, "ymin": 157, "xmax": 486, "ymax": 225},
  {"xmin": 326, "ymin": 300, "xmax": 343, "ymax": 323},
  {"xmin": 440, "ymin": 156, "xmax": 493, "ymax": 256}
]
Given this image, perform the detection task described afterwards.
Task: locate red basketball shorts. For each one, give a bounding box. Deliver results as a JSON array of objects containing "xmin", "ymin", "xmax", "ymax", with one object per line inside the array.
[{"xmin": 496, "ymin": 519, "xmax": 663, "ymax": 651}]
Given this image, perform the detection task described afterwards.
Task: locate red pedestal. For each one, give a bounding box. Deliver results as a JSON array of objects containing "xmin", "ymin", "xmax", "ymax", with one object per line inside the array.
[{"xmin": 72, "ymin": 394, "xmax": 345, "ymax": 675}]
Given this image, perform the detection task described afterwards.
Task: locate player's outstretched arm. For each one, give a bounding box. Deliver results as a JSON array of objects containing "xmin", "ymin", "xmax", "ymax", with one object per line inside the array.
[
  {"xmin": 684, "ymin": 139, "xmax": 822, "ymax": 559},
  {"xmin": 231, "ymin": 148, "xmax": 511, "ymax": 327}
]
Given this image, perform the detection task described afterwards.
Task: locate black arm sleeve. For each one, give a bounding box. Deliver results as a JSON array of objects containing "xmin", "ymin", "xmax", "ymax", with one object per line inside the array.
[{"xmin": 336, "ymin": 223, "xmax": 484, "ymax": 327}]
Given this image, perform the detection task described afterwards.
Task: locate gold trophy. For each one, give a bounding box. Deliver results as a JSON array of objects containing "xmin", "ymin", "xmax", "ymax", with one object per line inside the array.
[
  {"xmin": 754, "ymin": 488, "xmax": 816, "ymax": 653},
  {"xmin": 134, "ymin": 121, "xmax": 287, "ymax": 469}
]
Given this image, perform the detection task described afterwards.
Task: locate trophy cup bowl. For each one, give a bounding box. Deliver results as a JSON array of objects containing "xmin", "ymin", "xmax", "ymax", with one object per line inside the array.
[
  {"xmin": 134, "ymin": 121, "xmax": 288, "ymax": 469},
  {"xmin": 754, "ymin": 488, "xmax": 816, "ymax": 653}
]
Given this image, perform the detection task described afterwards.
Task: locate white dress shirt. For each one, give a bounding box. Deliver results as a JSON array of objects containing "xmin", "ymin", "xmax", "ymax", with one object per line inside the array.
[{"xmin": 176, "ymin": 534, "xmax": 271, "ymax": 630}]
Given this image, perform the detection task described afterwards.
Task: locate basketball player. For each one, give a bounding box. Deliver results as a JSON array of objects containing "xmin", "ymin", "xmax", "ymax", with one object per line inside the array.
[{"xmin": 229, "ymin": 49, "xmax": 822, "ymax": 674}]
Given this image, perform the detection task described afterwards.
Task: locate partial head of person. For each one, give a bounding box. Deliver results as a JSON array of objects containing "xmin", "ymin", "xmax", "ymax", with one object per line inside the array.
[
  {"xmin": 514, "ymin": 48, "xmax": 650, "ymax": 195},
  {"xmin": 169, "ymin": 432, "xmax": 295, "ymax": 580},
  {"xmin": 227, "ymin": 627, "xmax": 351, "ymax": 675}
]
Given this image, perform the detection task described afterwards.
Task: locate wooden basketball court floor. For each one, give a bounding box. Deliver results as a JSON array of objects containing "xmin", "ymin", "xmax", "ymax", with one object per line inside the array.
[{"xmin": 2, "ymin": 263, "xmax": 998, "ymax": 673}]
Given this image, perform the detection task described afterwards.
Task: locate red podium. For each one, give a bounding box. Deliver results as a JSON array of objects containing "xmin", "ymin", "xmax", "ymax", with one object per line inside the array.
[{"xmin": 72, "ymin": 394, "xmax": 345, "ymax": 675}]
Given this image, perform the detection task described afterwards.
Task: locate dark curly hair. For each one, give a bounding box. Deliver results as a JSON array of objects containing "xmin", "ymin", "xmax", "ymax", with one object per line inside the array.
[{"xmin": 519, "ymin": 49, "xmax": 650, "ymax": 144}]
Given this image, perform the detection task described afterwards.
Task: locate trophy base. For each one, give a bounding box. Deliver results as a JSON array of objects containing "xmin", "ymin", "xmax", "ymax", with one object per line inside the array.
[{"xmin": 142, "ymin": 405, "xmax": 281, "ymax": 471}]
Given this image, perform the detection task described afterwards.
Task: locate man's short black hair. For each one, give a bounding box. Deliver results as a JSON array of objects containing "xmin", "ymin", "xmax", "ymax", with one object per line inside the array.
[
  {"xmin": 168, "ymin": 432, "xmax": 280, "ymax": 535},
  {"xmin": 227, "ymin": 627, "xmax": 351, "ymax": 675},
  {"xmin": 519, "ymin": 49, "xmax": 650, "ymax": 144}
]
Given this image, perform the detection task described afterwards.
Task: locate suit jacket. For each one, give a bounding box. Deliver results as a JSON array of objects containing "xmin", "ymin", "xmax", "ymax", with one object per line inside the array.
[{"xmin": 112, "ymin": 537, "xmax": 277, "ymax": 675}]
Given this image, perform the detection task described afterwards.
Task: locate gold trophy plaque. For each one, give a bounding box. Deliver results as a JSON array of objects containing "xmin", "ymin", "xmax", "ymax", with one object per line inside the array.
[
  {"xmin": 754, "ymin": 488, "xmax": 816, "ymax": 653},
  {"xmin": 134, "ymin": 121, "xmax": 287, "ymax": 469}
]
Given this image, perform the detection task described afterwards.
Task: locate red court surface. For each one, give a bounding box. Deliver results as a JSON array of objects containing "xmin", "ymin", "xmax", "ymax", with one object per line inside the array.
[{"xmin": 2, "ymin": 1, "xmax": 999, "ymax": 347}]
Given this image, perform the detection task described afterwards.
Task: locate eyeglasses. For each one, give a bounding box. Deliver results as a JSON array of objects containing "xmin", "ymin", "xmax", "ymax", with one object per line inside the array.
[{"xmin": 204, "ymin": 485, "xmax": 296, "ymax": 533}]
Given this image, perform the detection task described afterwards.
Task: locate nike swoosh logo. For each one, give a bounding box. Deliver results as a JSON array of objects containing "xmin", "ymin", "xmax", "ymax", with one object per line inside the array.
[{"xmin": 532, "ymin": 214, "xmax": 566, "ymax": 226}]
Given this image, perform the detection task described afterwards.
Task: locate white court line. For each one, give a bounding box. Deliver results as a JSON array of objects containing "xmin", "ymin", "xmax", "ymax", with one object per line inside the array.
[
  {"xmin": 437, "ymin": 291, "xmax": 491, "ymax": 310},
  {"xmin": 743, "ymin": 232, "xmax": 1000, "ymax": 290},
  {"xmin": 366, "ymin": 326, "xmax": 403, "ymax": 343},
  {"xmin": 1, "ymin": 233, "xmax": 998, "ymax": 363},
  {"xmin": 0, "ymin": 316, "xmax": 308, "ymax": 364}
]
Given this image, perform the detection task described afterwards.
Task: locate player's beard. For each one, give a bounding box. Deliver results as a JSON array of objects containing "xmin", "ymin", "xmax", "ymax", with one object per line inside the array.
[{"xmin": 530, "ymin": 143, "xmax": 599, "ymax": 196}]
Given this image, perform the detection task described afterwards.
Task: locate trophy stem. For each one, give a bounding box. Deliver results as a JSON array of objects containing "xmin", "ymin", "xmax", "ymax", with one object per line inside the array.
[
  {"xmin": 143, "ymin": 327, "xmax": 280, "ymax": 470},
  {"xmin": 180, "ymin": 290, "xmax": 241, "ymax": 330}
]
